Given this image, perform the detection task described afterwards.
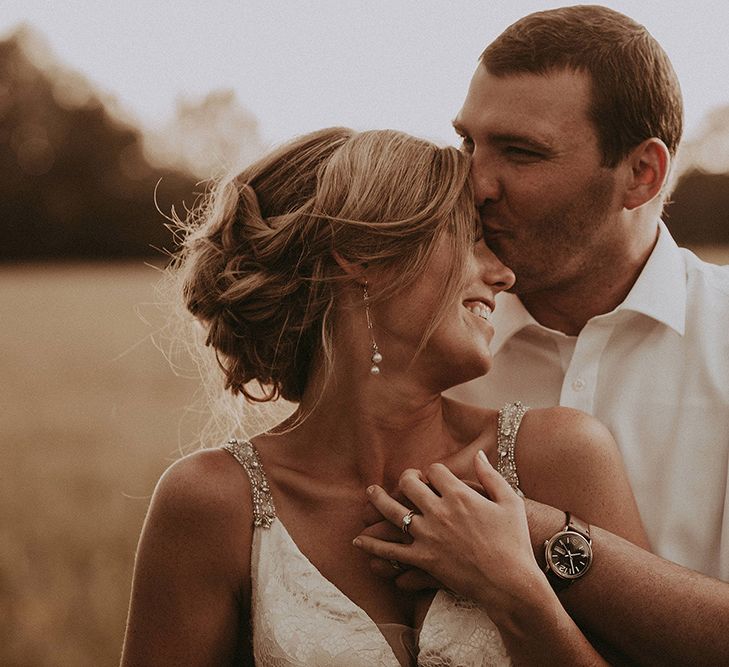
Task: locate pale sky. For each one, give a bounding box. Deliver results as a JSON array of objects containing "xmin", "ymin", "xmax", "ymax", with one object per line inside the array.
[{"xmin": 4, "ymin": 1, "xmax": 729, "ymax": 147}]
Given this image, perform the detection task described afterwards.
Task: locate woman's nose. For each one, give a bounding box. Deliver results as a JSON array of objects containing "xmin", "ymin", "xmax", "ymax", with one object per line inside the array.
[{"xmin": 480, "ymin": 244, "xmax": 515, "ymax": 293}]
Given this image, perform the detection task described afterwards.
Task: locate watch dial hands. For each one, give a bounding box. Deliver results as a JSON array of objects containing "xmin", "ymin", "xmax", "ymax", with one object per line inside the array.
[
  {"xmin": 544, "ymin": 516, "xmax": 593, "ymax": 585},
  {"xmin": 556, "ymin": 537, "xmax": 588, "ymax": 574}
]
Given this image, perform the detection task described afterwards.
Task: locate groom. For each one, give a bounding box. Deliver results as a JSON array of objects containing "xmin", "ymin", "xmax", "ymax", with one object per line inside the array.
[{"xmin": 362, "ymin": 5, "xmax": 729, "ymax": 663}]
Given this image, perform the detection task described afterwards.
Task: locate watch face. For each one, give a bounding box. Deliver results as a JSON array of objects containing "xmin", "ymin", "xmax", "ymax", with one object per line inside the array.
[{"xmin": 546, "ymin": 531, "xmax": 592, "ymax": 580}]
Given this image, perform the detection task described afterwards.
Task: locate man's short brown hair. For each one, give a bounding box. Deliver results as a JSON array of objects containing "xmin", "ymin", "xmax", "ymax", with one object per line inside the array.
[{"xmin": 481, "ymin": 5, "xmax": 683, "ymax": 167}]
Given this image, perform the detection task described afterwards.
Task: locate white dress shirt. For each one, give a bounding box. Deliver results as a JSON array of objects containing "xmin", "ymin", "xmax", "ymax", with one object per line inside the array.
[{"xmin": 448, "ymin": 222, "xmax": 729, "ymax": 580}]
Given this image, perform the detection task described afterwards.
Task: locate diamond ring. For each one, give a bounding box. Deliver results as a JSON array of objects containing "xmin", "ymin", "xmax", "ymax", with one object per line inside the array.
[{"xmin": 401, "ymin": 509, "xmax": 417, "ymax": 535}]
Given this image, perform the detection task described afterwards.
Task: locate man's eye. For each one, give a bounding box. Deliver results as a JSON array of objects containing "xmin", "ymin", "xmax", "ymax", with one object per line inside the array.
[{"xmin": 505, "ymin": 146, "xmax": 541, "ymax": 158}]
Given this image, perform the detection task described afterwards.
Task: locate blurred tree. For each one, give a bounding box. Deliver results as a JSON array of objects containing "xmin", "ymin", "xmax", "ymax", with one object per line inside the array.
[
  {"xmin": 0, "ymin": 26, "xmax": 197, "ymax": 260},
  {"xmin": 680, "ymin": 105, "xmax": 729, "ymax": 175},
  {"xmin": 144, "ymin": 89, "xmax": 264, "ymax": 180},
  {"xmin": 0, "ymin": 24, "xmax": 726, "ymax": 258},
  {"xmin": 663, "ymin": 105, "xmax": 729, "ymax": 245},
  {"xmin": 664, "ymin": 170, "xmax": 729, "ymax": 245}
]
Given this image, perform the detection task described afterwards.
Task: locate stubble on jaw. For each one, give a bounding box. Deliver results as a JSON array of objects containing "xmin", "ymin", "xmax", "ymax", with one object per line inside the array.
[{"xmin": 484, "ymin": 165, "xmax": 621, "ymax": 302}]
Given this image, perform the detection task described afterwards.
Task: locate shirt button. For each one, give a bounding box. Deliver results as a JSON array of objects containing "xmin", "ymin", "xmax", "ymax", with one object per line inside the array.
[{"xmin": 572, "ymin": 378, "xmax": 586, "ymax": 392}]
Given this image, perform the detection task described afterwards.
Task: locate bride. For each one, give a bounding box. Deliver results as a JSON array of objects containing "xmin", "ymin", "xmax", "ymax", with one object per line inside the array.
[{"xmin": 121, "ymin": 127, "xmax": 647, "ymax": 665}]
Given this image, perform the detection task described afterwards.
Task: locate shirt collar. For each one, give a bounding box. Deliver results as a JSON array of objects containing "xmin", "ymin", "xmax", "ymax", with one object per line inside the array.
[
  {"xmin": 490, "ymin": 220, "xmax": 687, "ymax": 352},
  {"xmin": 618, "ymin": 220, "xmax": 686, "ymax": 335}
]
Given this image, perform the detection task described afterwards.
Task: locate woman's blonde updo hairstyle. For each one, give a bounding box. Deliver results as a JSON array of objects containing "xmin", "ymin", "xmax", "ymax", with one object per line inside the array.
[{"xmin": 176, "ymin": 127, "xmax": 477, "ymax": 404}]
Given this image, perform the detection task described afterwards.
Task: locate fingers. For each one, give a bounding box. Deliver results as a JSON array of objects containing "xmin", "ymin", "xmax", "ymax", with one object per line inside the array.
[
  {"xmin": 369, "ymin": 556, "xmax": 403, "ymax": 580},
  {"xmin": 423, "ymin": 462, "xmax": 468, "ymax": 498},
  {"xmin": 398, "ymin": 468, "xmax": 440, "ymax": 513},
  {"xmin": 368, "ymin": 558, "xmax": 441, "ymax": 592},
  {"xmin": 361, "ymin": 500, "xmax": 385, "ymax": 527},
  {"xmin": 353, "ymin": 533, "xmax": 411, "ymax": 564},
  {"xmin": 366, "ymin": 485, "xmax": 420, "ymax": 537},
  {"xmin": 421, "ymin": 456, "xmax": 516, "ymax": 507},
  {"xmin": 473, "ymin": 450, "xmax": 520, "ymax": 504},
  {"xmin": 362, "ymin": 484, "xmax": 413, "ymax": 527},
  {"xmin": 359, "ymin": 519, "xmax": 404, "ymax": 542},
  {"xmin": 438, "ymin": 428, "xmax": 492, "ymax": 480},
  {"xmin": 362, "ymin": 470, "xmax": 424, "ymax": 527},
  {"xmin": 462, "ymin": 479, "xmax": 489, "ymax": 497}
]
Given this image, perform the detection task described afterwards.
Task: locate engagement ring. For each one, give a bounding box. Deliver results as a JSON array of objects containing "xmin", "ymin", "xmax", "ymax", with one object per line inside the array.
[{"xmin": 401, "ymin": 509, "xmax": 417, "ymax": 535}]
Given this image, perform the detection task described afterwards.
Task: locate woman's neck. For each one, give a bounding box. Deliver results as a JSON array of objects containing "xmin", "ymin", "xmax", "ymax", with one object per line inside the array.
[{"xmin": 271, "ymin": 370, "xmax": 473, "ymax": 490}]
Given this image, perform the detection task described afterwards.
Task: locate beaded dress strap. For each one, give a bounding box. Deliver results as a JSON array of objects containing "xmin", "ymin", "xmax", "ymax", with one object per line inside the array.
[
  {"xmin": 222, "ymin": 439, "xmax": 277, "ymax": 528},
  {"xmin": 496, "ymin": 401, "xmax": 529, "ymax": 495}
]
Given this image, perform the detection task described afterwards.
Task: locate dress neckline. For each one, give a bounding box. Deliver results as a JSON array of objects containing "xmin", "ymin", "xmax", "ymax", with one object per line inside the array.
[
  {"xmin": 222, "ymin": 400, "xmax": 529, "ymax": 666},
  {"xmin": 266, "ymin": 517, "xmax": 441, "ymax": 666},
  {"xmin": 223, "ymin": 438, "xmax": 443, "ymax": 666}
]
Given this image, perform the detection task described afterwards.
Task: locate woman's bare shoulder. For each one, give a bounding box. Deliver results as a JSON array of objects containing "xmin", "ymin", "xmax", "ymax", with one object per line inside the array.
[
  {"xmin": 515, "ymin": 407, "xmax": 647, "ymax": 545},
  {"xmin": 517, "ymin": 409, "xmax": 623, "ymax": 504},
  {"xmin": 121, "ymin": 447, "xmax": 256, "ymax": 665},
  {"xmin": 154, "ymin": 447, "xmax": 254, "ymax": 519},
  {"xmin": 144, "ymin": 446, "xmax": 256, "ymax": 565},
  {"xmin": 519, "ymin": 405, "xmax": 617, "ymax": 456}
]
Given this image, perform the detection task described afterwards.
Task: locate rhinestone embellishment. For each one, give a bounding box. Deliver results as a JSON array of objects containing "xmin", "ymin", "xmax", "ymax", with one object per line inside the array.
[
  {"xmin": 222, "ymin": 439, "xmax": 277, "ymax": 528},
  {"xmin": 496, "ymin": 401, "xmax": 528, "ymax": 493}
]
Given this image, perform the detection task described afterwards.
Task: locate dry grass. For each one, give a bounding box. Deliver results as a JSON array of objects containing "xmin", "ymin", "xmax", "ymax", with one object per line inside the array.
[
  {"xmin": 1, "ymin": 262, "xmax": 199, "ymax": 667},
  {"xmin": 2, "ymin": 245, "xmax": 728, "ymax": 666}
]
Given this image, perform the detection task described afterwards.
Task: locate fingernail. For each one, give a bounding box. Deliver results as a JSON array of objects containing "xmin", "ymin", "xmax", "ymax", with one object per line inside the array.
[
  {"xmin": 477, "ymin": 450, "xmax": 487, "ymax": 463},
  {"xmin": 366, "ymin": 485, "xmax": 376, "ymax": 495},
  {"xmin": 352, "ymin": 537, "xmax": 362, "ymax": 547}
]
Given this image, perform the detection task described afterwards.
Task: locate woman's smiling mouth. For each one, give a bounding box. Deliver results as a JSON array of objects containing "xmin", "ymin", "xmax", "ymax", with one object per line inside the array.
[{"xmin": 463, "ymin": 300, "xmax": 493, "ymax": 322}]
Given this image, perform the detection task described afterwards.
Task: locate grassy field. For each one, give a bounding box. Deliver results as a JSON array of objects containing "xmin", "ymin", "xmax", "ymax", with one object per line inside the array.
[
  {"xmin": 1, "ymin": 262, "xmax": 200, "ymax": 667},
  {"xmin": 2, "ymin": 247, "xmax": 728, "ymax": 666}
]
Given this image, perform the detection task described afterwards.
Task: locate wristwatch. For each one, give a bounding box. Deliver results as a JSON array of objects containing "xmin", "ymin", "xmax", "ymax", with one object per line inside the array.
[{"xmin": 543, "ymin": 512, "xmax": 593, "ymax": 591}]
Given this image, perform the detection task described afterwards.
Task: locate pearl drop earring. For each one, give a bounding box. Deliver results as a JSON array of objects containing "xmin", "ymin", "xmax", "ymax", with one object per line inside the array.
[{"xmin": 363, "ymin": 281, "xmax": 382, "ymax": 375}]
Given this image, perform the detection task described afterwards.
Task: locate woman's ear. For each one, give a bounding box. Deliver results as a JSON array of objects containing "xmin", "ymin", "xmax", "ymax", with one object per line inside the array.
[
  {"xmin": 622, "ymin": 138, "xmax": 671, "ymax": 211},
  {"xmin": 332, "ymin": 249, "xmax": 367, "ymax": 284}
]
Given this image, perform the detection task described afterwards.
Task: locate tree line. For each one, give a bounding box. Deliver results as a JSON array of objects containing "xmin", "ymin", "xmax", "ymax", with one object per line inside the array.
[{"xmin": 1, "ymin": 28, "xmax": 727, "ymax": 262}]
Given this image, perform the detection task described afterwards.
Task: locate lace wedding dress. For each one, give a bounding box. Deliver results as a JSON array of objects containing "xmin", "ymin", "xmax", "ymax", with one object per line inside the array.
[{"xmin": 223, "ymin": 402, "xmax": 528, "ymax": 666}]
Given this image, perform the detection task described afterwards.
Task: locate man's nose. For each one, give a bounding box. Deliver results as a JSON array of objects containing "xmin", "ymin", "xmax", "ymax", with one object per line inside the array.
[{"xmin": 470, "ymin": 155, "xmax": 500, "ymax": 206}]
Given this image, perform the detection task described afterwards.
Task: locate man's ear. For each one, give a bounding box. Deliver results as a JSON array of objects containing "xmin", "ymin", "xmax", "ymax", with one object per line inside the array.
[
  {"xmin": 332, "ymin": 249, "xmax": 367, "ymax": 283},
  {"xmin": 622, "ymin": 138, "xmax": 671, "ymax": 211}
]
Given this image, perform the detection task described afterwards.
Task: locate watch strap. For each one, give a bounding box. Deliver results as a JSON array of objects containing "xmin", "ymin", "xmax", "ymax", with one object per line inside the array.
[{"xmin": 566, "ymin": 512, "xmax": 591, "ymax": 542}]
